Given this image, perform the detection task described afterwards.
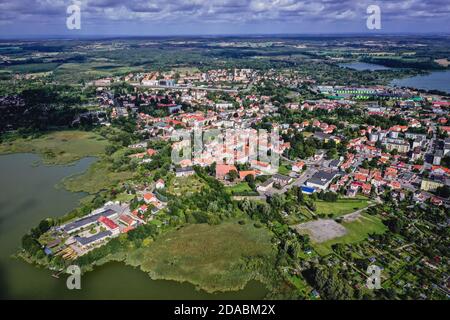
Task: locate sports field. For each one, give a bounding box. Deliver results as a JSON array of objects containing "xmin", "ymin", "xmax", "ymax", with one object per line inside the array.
[{"xmin": 294, "ymin": 213, "xmax": 386, "ymax": 256}]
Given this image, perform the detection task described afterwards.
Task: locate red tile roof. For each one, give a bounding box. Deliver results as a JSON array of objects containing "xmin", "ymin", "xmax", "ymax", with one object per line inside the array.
[
  {"xmin": 98, "ymin": 216, "xmax": 119, "ymax": 230},
  {"xmin": 239, "ymin": 170, "xmax": 256, "ymax": 180},
  {"xmin": 216, "ymin": 164, "xmax": 237, "ymax": 179},
  {"xmin": 143, "ymin": 193, "xmax": 157, "ymax": 202},
  {"xmin": 355, "ymin": 173, "xmax": 368, "ymax": 182},
  {"xmin": 119, "ymin": 215, "xmax": 134, "ymax": 226},
  {"xmin": 122, "ymin": 226, "xmax": 135, "ymax": 233}
]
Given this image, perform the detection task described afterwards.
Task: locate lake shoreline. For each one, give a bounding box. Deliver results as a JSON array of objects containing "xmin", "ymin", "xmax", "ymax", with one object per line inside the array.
[
  {"xmin": 1, "ymin": 152, "xmax": 271, "ymax": 299},
  {"xmin": 390, "ymin": 69, "xmax": 450, "ymax": 94},
  {"xmin": 15, "ymin": 237, "xmax": 271, "ymax": 298},
  {"xmin": 82, "ymin": 252, "xmax": 270, "ymax": 295}
]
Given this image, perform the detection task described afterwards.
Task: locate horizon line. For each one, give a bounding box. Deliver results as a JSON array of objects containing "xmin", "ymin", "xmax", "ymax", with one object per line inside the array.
[{"xmin": 1, "ymin": 32, "xmax": 450, "ymax": 41}]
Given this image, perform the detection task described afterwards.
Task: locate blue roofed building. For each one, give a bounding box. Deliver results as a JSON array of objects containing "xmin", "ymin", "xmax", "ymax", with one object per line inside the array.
[{"xmin": 301, "ymin": 186, "xmax": 316, "ymax": 194}]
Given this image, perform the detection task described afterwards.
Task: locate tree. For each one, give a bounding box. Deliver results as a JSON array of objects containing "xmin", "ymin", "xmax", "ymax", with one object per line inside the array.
[
  {"xmin": 257, "ymin": 203, "xmax": 272, "ymax": 222},
  {"xmin": 22, "ymin": 234, "xmax": 40, "ymax": 256},
  {"xmin": 435, "ymin": 185, "xmax": 450, "ymax": 198},
  {"xmin": 309, "ymin": 265, "xmax": 355, "ymax": 300},
  {"xmin": 208, "ymin": 162, "xmax": 217, "ymax": 176},
  {"xmin": 327, "ymin": 148, "xmax": 338, "ymax": 159},
  {"xmin": 441, "ymin": 155, "xmax": 450, "ymax": 169},
  {"xmin": 385, "ymin": 217, "xmax": 404, "ymax": 233},
  {"xmin": 268, "ymin": 194, "xmax": 285, "ymax": 209},
  {"xmin": 319, "ymin": 191, "xmax": 338, "ymax": 202},
  {"xmin": 239, "ymin": 199, "xmax": 250, "ymax": 213},
  {"xmin": 38, "ymin": 218, "xmax": 53, "ymax": 234},
  {"xmin": 244, "ymin": 174, "xmax": 256, "ymax": 190},
  {"xmin": 287, "ymin": 241, "xmax": 301, "ymax": 259},
  {"xmin": 228, "ymin": 170, "xmax": 238, "ymax": 182},
  {"xmin": 294, "ymin": 186, "xmax": 304, "ymax": 203},
  {"xmin": 105, "ymin": 144, "xmax": 118, "ymax": 155}
]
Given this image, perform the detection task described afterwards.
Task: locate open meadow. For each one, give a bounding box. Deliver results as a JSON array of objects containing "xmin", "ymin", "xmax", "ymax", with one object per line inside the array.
[
  {"xmin": 314, "ymin": 197, "xmax": 370, "ymax": 218},
  {"xmin": 0, "ymin": 130, "xmax": 107, "ymax": 164},
  {"xmin": 126, "ymin": 220, "xmax": 275, "ymax": 293}
]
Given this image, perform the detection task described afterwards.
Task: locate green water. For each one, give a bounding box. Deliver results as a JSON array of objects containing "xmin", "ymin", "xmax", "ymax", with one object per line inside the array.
[{"xmin": 0, "ymin": 153, "xmax": 268, "ymax": 299}]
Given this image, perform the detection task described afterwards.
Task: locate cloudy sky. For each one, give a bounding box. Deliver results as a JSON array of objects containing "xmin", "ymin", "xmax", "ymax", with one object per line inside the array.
[{"xmin": 1, "ymin": 0, "xmax": 450, "ymax": 37}]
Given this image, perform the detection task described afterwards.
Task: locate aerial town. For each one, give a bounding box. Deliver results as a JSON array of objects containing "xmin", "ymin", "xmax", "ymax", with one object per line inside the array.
[{"xmin": 0, "ymin": 35, "xmax": 449, "ymax": 301}]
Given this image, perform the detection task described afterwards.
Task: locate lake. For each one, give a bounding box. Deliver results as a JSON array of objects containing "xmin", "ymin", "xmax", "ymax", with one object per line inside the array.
[
  {"xmin": 390, "ymin": 70, "xmax": 450, "ymax": 94},
  {"xmin": 0, "ymin": 153, "xmax": 268, "ymax": 299},
  {"xmin": 339, "ymin": 62, "xmax": 392, "ymax": 71}
]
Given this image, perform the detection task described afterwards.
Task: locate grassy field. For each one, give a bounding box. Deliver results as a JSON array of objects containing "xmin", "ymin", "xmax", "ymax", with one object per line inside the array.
[
  {"xmin": 54, "ymin": 62, "xmax": 145, "ymax": 83},
  {"xmin": 114, "ymin": 192, "xmax": 135, "ymax": 203},
  {"xmin": 173, "ymin": 66, "xmax": 201, "ymax": 74},
  {"xmin": 225, "ymin": 182, "xmax": 252, "ymax": 194},
  {"xmin": 278, "ymin": 164, "xmax": 291, "ymax": 176},
  {"xmin": 313, "ymin": 213, "xmax": 387, "ymax": 256},
  {"xmin": 126, "ymin": 220, "xmax": 275, "ymax": 293},
  {"xmin": 314, "ymin": 197, "xmax": 370, "ymax": 217},
  {"xmin": 286, "ymin": 274, "xmax": 313, "ymax": 297},
  {"xmin": 62, "ymin": 160, "xmax": 135, "ymax": 194},
  {"xmin": 0, "ymin": 130, "xmax": 108, "ymax": 164},
  {"xmin": 167, "ymin": 175, "xmax": 207, "ymax": 196},
  {"xmin": 6, "ymin": 62, "xmax": 60, "ymax": 73}
]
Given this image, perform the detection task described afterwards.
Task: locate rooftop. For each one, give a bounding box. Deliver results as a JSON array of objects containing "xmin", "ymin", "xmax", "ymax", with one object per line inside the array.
[
  {"xmin": 308, "ymin": 170, "xmax": 338, "ymax": 186},
  {"xmin": 63, "ymin": 209, "xmax": 117, "ymax": 233},
  {"xmin": 75, "ymin": 230, "xmax": 112, "ymax": 246}
]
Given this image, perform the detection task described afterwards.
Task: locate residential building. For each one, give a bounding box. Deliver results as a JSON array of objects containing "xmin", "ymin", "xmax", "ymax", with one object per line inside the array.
[{"xmin": 175, "ymin": 166, "xmax": 195, "ymax": 177}]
